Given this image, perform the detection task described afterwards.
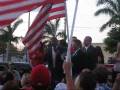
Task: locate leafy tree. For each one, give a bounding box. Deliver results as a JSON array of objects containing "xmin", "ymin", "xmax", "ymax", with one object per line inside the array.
[
  {"xmin": 0, "ymin": 19, "xmax": 23, "ymax": 62},
  {"xmin": 95, "ymin": 0, "xmax": 120, "ymax": 31},
  {"xmin": 104, "ymin": 27, "xmax": 120, "ymax": 53},
  {"xmin": 0, "ymin": 19, "xmax": 23, "ymax": 44},
  {"xmin": 42, "ymin": 18, "xmax": 66, "ymax": 45},
  {"xmin": 57, "ymin": 31, "xmax": 67, "ymax": 40}
]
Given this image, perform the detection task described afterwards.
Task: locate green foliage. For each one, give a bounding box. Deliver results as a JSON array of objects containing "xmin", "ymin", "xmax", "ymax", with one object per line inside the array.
[
  {"xmin": 0, "ymin": 19, "xmax": 23, "ymax": 44},
  {"xmin": 95, "ymin": 0, "xmax": 120, "ymax": 31},
  {"xmin": 95, "ymin": 0, "xmax": 120, "ymax": 53},
  {"xmin": 42, "ymin": 18, "xmax": 66, "ymax": 45},
  {"xmin": 0, "ymin": 19, "xmax": 23, "ymax": 60},
  {"xmin": 104, "ymin": 27, "xmax": 120, "ymax": 53}
]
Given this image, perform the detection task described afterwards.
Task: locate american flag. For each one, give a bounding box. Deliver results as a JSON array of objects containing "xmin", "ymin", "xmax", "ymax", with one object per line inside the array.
[
  {"xmin": 0, "ymin": 0, "xmax": 64, "ymax": 28},
  {"xmin": 23, "ymin": 2, "xmax": 65, "ymax": 55}
]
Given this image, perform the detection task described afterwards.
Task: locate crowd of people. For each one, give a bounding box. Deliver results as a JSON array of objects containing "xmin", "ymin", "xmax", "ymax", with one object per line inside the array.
[{"xmin": 0, "ymin": 36, "xmax": 120, "ymax": 90}]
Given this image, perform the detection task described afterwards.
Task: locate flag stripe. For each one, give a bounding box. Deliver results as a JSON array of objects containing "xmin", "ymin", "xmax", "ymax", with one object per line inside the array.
[
  {"xmin": 23, "ymin": 4, "xmax": 51, "ymax": 44},
  {"xmin": 48, "ymin": 10, "xmax": 65, "ymax": 20},
  {"xmin": 48, "ymin": 3, "xmax": 65, "ymax": 20},
  {"xmin": 0, "ymin": 0, "xmax": 48, "ymax": 28},
  {"xmin": 25, "ymin": 26, "xmax": 44, "ymax": 49},
  {"xmin": 0, "ymin": 19, "xmax": 14, "ymax": 26},
  {"xmin": 23, "ymin": 2, "xmax": 65, "ymax": 55}
]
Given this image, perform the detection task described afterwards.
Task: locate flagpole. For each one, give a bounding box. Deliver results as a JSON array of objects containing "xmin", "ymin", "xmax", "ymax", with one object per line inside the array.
[
  {"xmin": 26, "ymin": 11, "xmax": 31, "ymax": 62},
  {"xmin": 64, "ymin": 0, "xmax": 69, "ymax": 41},
  {"xmin": 66, "ymin": 0, "xmax": 79, "ymax": 62},
  {"xmin": 28, "ymin": 11, "xmax": 31, "ymax": 29}
]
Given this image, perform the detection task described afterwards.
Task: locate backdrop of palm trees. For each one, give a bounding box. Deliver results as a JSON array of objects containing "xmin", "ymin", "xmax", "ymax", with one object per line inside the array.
[
  {"xmin": 95, "ymin": 0, "xmax": 120, "ymax": 53},
  {"xmin": 42, "ymin": 18, "xmax": 66, "ymax": 45},
  {"xmin": 0, "ymin": 19, "xmax": 23, "ymax": 62},
  {"xmin": 95, "ymin": 0, "xmax": 120, "ymax": 31}
]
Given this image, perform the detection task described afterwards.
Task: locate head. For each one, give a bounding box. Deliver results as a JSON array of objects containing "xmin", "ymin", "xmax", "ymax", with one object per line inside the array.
[
  {"xmin": 79, "ymin": 70, "xmax": 96, "ymax": 90},
  {"xmin": 2, "ymin": 80, "xmax": 20, "ymax": 90},
  {"xmin": 12, "ymin": 70, "xmax": 21, "ymax": 81},
  {"xmin": 29, "ymin": 42, "xmax": 45, "ymax": 66},
  {"xmin": 71, "ymin": 39, "xmax": 82, "ymax": 50},
  {"xmin": 93, "ymin": 65, "xmax": 109, "ymax": 84},
  {"xmin": 21, "ymin": 73, "xmax": 31, "ymax": 87},
  {"xmin": 83, "ymin": 36, "xmax": 92, "ymax": 47},
  {"xmin": 72, "ymin": 36, "xmax": 77, "ymax": 41},
  {"xmin": 54, "ymin": 83, "xmax": 67, "ymax": 90},
  {"xmin": 30, "ymin": 64, "xmax": 51, "ymax": 90},
  {"xmin": 58, "ymin": 39, "xmax": 67, "ymax": 47},
  {"xmin": 2, "ymin": 71, "xmax": 14, "ymax": 84}
]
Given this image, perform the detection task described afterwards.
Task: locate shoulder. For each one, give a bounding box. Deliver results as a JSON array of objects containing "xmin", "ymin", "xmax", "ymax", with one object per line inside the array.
[
  {"xmin": 96, "ymin": 84, "xmax": 111, "ymax": 90},
  {"xmin": 54, "ymin": 83, "xmax": 67, "ymax": 90}
]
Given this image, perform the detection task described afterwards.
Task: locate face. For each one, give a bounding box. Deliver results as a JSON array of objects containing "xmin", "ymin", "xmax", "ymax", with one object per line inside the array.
[
  {"xmin": 71, "ymin": 40, "xmax": 77, "ymax": 50},
  {"xmin": 84, "ymin": 36, "xmax": 92, "ymax": 47}
]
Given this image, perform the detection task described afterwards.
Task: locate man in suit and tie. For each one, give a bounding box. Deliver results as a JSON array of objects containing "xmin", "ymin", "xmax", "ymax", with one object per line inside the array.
[
  {"xmin": 71, "ymin": 39, "xmax": 86, "ymax": 77},
  {"xmin": 44, "ymin": 37, "xmax": 65, "ymax": 88},
  {"xmin": 82, "ymin": 36, "xmax": 97, "ymax": 70}
]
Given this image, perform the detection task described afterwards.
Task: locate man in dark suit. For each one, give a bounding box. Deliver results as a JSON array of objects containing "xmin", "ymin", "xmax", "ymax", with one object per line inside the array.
[
  {"xmin": 82, "ymin": 36, "xmax": 97, "ymax": 70},
  {"xmin": 71, "ymin": 39, "xmax": 86, "ymax": 77},
  {"xmin": 44, "ymin": 37, "xmax": 66, "ymax": 87}
]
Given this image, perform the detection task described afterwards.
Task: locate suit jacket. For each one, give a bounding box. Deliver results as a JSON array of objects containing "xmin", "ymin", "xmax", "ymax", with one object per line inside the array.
[
  {"xmin": 71, "ymin": 48, "xmax": 86, "ymax": 77},
  {"xmin": 44, "ymin": 45, "xmax": 66, "ymax": 81},
  {"xmin": 82, "ymin": 45, "xmax": 97, "ymax": 70}
]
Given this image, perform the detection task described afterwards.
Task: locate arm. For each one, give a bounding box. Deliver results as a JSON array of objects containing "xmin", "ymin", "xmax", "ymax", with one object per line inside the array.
[{"xmin": 63, "ymin": 61, "xmax": 75, "ymax": 90}]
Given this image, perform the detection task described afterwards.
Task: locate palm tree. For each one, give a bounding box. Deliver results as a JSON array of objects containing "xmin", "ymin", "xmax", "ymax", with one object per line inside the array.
[
  {"xmin": 0, "ymin": 19, "xmax": 23, "ymax": 62},
  {"xmin": 44, "ymin": 18, "xmax": 60, "ymax": 37},
  {"xmin": 57, "ymin": 31, "xmax": 67, "ymax": 40},
  {"xmin": 42, "ymin": 18, "xmax": 66, "ymax": 45},
  {"xmin": 95, "ymin": 0, "xmax": 120, "ymax": 31}
]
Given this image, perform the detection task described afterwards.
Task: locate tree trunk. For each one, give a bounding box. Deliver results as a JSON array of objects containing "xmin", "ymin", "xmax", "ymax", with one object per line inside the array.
[{"xmin": 6, "ymin": 42, "xmax": 11, "ymax": 62}]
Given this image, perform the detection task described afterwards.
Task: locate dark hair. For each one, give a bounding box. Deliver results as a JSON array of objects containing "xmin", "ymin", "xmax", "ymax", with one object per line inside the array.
[
  {"xmin": 73, "ymin": 39, "xmax": 82, "ymax": 48},
  {"xmin": 2, "ymin": 80, "xmax": 20, "ymax": 90},
  {"xmin": 79, "ymin": 71, "xmax": 96, "ymax": 90},
  {"xmin": 3, "ymin": 71, "xmax": 14, "ymax": 84},
  {"xmin": 58, "ymin": 39, "xmax": 67, "ymax": 47},
  {"xmin": 93, "ymin": 66, "xmax": 109, "ymax": 83},
  {"xmin": 72, "ymin": 36, "xmax": 77, "ymax": 40}
]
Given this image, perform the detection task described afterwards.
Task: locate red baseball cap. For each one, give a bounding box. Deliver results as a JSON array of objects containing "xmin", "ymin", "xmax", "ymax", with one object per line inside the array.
[{"xmin": 30, "ymin": 64, "xmax": 51, "ymax": 87}]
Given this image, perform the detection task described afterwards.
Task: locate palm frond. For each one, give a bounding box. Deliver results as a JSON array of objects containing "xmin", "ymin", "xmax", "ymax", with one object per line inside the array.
[
  {"xmin": 45, "ymin": 24, "xmax": 54, "ymax": 35},
  {"xmin": 100, "ymin": 16, "xmax": 120, "ymax": 31},
  {"xmin": 45, "ymin": 19, "xmax": 61, "ymax": 37},
  {"xmin": 11, "ymin": 37, "xmax": 20, "ymax": 43},
  {"xmin": 100, "ymin": 22, "xmax": 110, "ymax": 31},
  {"xmin": 95, "ymin": 7, "xmax": 116, "ymax": 16},
  {"xmin": 12, "ymin": 19, "xmax": 23, "ymax": 32},
  {"xmin": 97, "ymin": 0, "xmax": 118, "ymax": 12},
  {"xmin": 117, "ymin": 0, "xmax": 120, "ymax": 12},
  {"xmin": 97, "ymin": 0, "xmax": 111, "ymax": 6},
  {"xmin": 55, "ymin": 18, "xmax": 60, "ymax": 30}
]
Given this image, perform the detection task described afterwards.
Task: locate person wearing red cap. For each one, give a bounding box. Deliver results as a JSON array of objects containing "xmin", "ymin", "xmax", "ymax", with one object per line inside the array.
[
  {"xmin": 30, "ymin": 64, "xmax": 51, "ymax": 90},
  {"xmin": 29, "ymin": 42, "xmax": 45, "ymax": 67}
]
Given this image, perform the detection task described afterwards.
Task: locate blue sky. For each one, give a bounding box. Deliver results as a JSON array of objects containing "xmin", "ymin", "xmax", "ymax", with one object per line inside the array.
[{"xmin": 13, "ymin": 0, "xmax": 110, "ymax": 43}]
